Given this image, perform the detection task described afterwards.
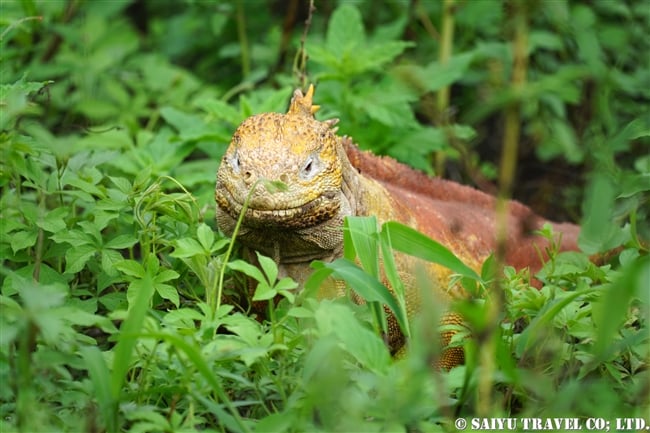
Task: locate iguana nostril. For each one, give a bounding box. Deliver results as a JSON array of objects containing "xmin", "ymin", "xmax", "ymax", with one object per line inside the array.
[
  {"xmin": 243, "ymin": 171, "xmax": 253, "ymax": 184},
  {"xmin": 279, "ymin": 173, "xmax": 289, "ymax": 183}
]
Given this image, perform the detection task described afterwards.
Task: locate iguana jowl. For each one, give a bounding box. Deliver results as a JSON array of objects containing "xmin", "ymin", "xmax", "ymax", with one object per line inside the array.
[{"xmin": 215, "ymin": 85, "xmax": 580, "ymax": 368}]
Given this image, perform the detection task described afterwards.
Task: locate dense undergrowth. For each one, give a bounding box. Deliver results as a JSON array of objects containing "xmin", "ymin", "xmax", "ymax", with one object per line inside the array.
[{"xmin": 1, "ymin": 1, "xmax": 649, "ymax": 432}]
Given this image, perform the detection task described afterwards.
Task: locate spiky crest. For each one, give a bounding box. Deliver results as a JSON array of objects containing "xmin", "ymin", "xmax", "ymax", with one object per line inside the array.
[
  {"xmin": 287, "ymin": 85, "xmax": 341, "ymax": 134},
  {"xmin": 288, "ymin": 84, "xmax": 320, "ymax": 117}
]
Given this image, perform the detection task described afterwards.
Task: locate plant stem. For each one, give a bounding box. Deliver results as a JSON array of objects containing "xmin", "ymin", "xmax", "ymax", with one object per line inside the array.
[
  {"xmin": 33, "ymin": 191, "xmax": 45, "ymax": 282},
  {"xmin": 479, "ymin": 0, "xmax": 529, "ymax": 417},
  {"xmin": 213, "ymin": 181, "xmax": 260, "ymax": 316},
  {"xmin": 16, "ymin": 321, "xmax": 38, "ymax": 431},
  {"xmin": 435, "ymin": 0, "xmax": 455, "ymax": 176},
  {"xmin": 236, "ymin": 0, "xmax": 250, "ymax": 79},
  {"xmin": 0, "ymin": 16, "xmax": 42, "ymax": 42}
]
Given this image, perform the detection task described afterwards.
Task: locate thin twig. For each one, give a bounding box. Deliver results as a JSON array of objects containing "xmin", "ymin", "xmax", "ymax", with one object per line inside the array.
[
  {"xmin": 294, "ymin": 0, "xmax": 315, "ymax": 88},
  {"xmin": 413, "ymin": 0, "xmax": 440, "ymax": 41}
]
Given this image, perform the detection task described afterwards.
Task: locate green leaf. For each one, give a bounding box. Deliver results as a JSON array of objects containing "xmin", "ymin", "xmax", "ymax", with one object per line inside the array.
[
  {"xmin": 50, "ymin": 229, "xmax": 93, "ymax": 247},
  {"xmin": 101, "ymin": 249, "xmax": 125, "ymax": 277},
  {"xmin": 287, "ymin": 306, "xmax": 314, "ymax": 319},
  {"xmin": 252, "ymin": 282, "xmax": 276, "ymax": 301},
  {"xmin": 115, "ymin": 259, "xmax": 146, "ymax": 278},
  {"xmin": 139, "ymin": 331, "xmax": 247, "ymax": 431},
  {"xmin": 155, "ymin": 283, "xmax": 179, "ymax": 307},
  {"xmin": 9, "ymin": 229, "xmax": 38, "ymax": 253},
  {"xmin": 529, "ymin": 30, "xmax": 564, "ymax": 52},
  {"xmin": 10, "ymin": 277, "xmax": 82, "ymax": 348},
  {"xmin": 307, "ymin": 45, "xmax": 341, "ymax": 72},
  {"xmin": 573, "ymin": 4, "xmax": 605, "ymax": 72},
  {"xmin": 323, "ymin": 258, "xmax": 408, "ymax": 335},
  {"xmin": 480, "ymin": 254, "xmax": 498, "ymax": 282},
  {"xmin": 79, "ymin": 220, "xmax": 105, "ymax": 244},
  {"xmin": 381, "ymin": 221, "xmax": 481, "ymax": 280},
  {"xmin": 222, "ymin": 313, "xmax": 265, "ymax": 345},
  {"xmin": 425, "ymin": 52, "xmax": 475, "ymax": 91},
  {"xmin": 538, "ymin": 118, "xmax": 583, "ymax": 163},
  {"xmin": 65, "ymin": 173, "xmax": 106, "ymax": 199},
  {"xmin": 154, "ymin": 269, "xmax": 180, "ymax": 283},
  {"xmin": 355, "ymin": 41, "xmax": 413, "ymax": 73},
  {"xmin": 618, "ymin": 173, "xmax": 650, "ymax": 198},
  {"xmin": 305, "ymin": 264, "xmax": 336, "ymax": 294},
  {"xmin": 344, "ymin": 216, "xmax": 379, "ymax": 277},
  {"xmin": 516, "ymin": 287, "xmax": 597, "ymax": 356},
  {"xmin": 81, "ymin": 347, "xmax": 117, "ymax": 433},
  {"xmin": 196, "ymin": 98, "xmax": 244, "ymax": 125},
  {"xmin": 171, "ymin": 238, "xmax": 205, "ymax": 258},
  {"xmin": 36, "ymin": 207, "xmax": 68, "ymax": 233},
  {"xmin": 0, "ymin": 76, "xmax": 53, "ymax": 129},
  {"xmin": 277, "ymin": 290, "xmax": 295, "ymax": 304},
  {"xmin": 197, "ymin": 223, "xmax": 215, "ymax": 252},
  {"xmin": 228, "ymin": 259, "xmax": 266, "ymax": 285},
  {"xmin": 314, "ymin": 301, "xmax": 391, "ymax": 374},
  {"xmin": 395, "ymin": 51, "xmax": 475, "ymax": 93},
  {"xmin": 326, "ymin": 4, "xmax": 365, "ymax": 57},
  {"xmin": 255, "ymin": 412, "xmax": 295, "ymax": 433},
  {"xmin": 104, "ymin": 234, "xmax": 137, "ymax": 249},
  {"xmin": 64, "ymin": 244, "xmax": 97, "ymax": 274},
  {"xmin": 579, "ymin": 174, "xmax": 628, "ymax": 254},
  {"xmin": 111, "ymin": 274, "xmax": 155, "ymax": 397},
  {"xmin": 378, "ymin": 225, "xmax": 408, "ymax": 337},
  {"xmin": 274, "ymin": 277, "xmax": 298, "ymax": 292},
  {"xmin": 160, "ymin": 106, "xmax": 218, "ymax": 141},
  {"xmin": 162, "ymin": 308, "xmax": 205, "ymax": 328},
  {"xmin": 0, "ymin": 77, "xmax": 53, "ymax": 100},
  {"xmin": 592, "ymin": 255, "xmax": 649, "ymax": 359},
  {"xmin": 61, "ymin": 307, "xmax": 118, "ymax": 333},
  {"xmin": 108, "ymin": 176, "xmax": 133, "ymax": 194}
]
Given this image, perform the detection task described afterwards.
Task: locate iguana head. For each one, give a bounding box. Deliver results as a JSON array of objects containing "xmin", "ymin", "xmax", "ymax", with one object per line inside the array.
[{"xmin": 216, "ymin": 85, "xmax": 344, "ymax": 231}]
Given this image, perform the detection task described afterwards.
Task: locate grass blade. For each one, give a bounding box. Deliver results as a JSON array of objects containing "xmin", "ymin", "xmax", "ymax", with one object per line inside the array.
[
  {"xmin": 323, "ymin": 258, "xmax": 408, "ymax": 336},
  {"xmin": 382, "ymin": 221, "xmax": 481, "ymax": 280},
  {"xmin": 110, "ymin": 276, "xmax": 155, "ymax": 399},
  {"xmin": 81, "ymin": 346, "xmax": 117, "ymax": 433}
]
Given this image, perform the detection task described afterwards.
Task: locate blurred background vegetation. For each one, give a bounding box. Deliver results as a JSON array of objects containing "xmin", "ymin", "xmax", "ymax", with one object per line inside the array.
[
  {"xmin": 1, "ymin": 0, "xmax": 648, "ymax": 432},
  {"xmin": 3, "ymin": 0, "xmax": 649, "ymax": 221}
]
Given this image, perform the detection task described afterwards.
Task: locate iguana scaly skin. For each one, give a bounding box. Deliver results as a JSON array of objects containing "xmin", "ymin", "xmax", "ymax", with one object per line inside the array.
[{"xmin": 215, "ymin": 86, "xmax": 580, "ymax": 368}]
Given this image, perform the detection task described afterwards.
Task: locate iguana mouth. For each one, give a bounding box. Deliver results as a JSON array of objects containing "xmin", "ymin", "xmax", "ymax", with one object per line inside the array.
[{"xmin": 216, "ymin": 189, "xmax": 340, "ymax": 229}]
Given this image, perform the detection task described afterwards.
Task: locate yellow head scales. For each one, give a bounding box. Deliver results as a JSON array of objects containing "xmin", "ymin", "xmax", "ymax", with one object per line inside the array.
[{"xmin": 215, "ymin": 86, "xmax": 344, "ymax": 229}]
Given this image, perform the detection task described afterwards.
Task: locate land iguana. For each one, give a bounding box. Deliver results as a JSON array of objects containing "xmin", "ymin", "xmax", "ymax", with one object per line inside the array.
[{"xmin": 215, "ymin": 85, "xmax": 581, "ymax": 368}]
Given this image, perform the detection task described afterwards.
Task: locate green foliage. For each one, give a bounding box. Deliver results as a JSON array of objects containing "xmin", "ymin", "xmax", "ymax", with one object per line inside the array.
[{"xmin": 1, "ymin": 1, "xmax": 648, "ymax": 432}]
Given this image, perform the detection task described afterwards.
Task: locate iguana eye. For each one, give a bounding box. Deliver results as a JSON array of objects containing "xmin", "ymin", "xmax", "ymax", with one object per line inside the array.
[
  {"xmin": 303, "ymin": 159, "xmax": 313, "ymax": 174},
  {"xmin": 229, "ymin": 151, "xmax": 240, "ymax": 173},
  {"xmin": 300, "ymin": 155, "xmax": 320, "ymax": 180}
]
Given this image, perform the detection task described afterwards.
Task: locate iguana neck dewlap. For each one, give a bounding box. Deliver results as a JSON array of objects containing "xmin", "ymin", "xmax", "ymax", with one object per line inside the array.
[{"xmin": 215, "ymin": 85, "xmax": 580, "ymax": 368}]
